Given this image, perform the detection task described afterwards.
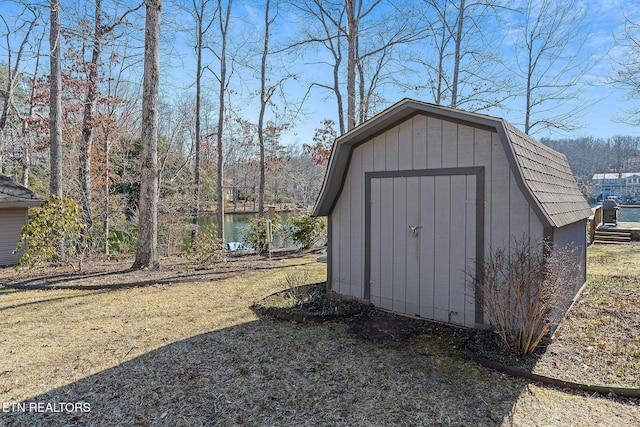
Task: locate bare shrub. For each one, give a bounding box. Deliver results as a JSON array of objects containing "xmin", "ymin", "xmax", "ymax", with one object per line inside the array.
[
  {"xmin": 469, "ymin": 236, "xmax": 580, "ymax": 355},
  {"xmin": 279, "ymin": 272, "xmax": 311, "ymax": 303}
]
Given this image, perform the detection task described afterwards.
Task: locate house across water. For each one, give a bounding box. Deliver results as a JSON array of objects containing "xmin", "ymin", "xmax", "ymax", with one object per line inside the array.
[{"xmin": 592, "ymin": 172, "xmax": 640, "ymax": 202}]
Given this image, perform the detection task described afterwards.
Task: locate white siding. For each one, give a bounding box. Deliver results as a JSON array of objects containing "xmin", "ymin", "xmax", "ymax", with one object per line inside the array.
[
  {"xmin": 0, "ymin": 208, "xmax": 28, "ymax": 266},
  {"xmin": 368, "ymin": 174, "xmax": 477, "ymax": 327},
  {"xmin": 329, "ymin": 114, "xmax": 545, "ymax": 327}
]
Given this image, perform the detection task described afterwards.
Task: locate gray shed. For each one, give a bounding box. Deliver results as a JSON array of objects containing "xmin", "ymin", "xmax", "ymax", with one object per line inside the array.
[
  {"xmin": 0, "ymin": 175, "xmax": 42, "ymax": 266},
  {"xmin": 313, "ymin": 99, "xmax": 592, "ymax": 328}
]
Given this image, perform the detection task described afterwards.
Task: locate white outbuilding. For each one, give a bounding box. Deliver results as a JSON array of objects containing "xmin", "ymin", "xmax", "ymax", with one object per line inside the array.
[{"xmin": 313, "ymin": 99, "xmax": 592, "ymax": 328}]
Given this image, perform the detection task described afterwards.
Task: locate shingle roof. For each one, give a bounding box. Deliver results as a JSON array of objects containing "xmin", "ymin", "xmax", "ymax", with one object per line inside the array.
[
  {"xmin": 313, "ymin": 99, "xmax": 592, "ymax": 228},
  {"xmin": 502, "ymin": 121, "xmax": 593, "ymax": 228},
  {"xmin": 0, "ymin": 174, "xmax": 43, "ymax": 208}
]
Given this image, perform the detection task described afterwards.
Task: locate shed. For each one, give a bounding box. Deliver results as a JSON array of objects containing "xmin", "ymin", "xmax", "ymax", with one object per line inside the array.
[
  {"xmin": 0, "ymin": 175, "xmax": 43, "ymax": 266},
  {"xmin": 313, "ymin": 99, "xmax": 592, "ymax": 328}
]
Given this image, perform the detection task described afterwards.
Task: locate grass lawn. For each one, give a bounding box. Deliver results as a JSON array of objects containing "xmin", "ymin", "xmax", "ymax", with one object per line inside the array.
[{"xmin": 0, "ymin": 249, "xmax": 639, "ymax": 426}]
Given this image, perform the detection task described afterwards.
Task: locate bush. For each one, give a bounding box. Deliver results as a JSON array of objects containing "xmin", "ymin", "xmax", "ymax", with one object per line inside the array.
[
  {"xmin": 14, "ymin": 195, "xmax": 85, "ymax": 270},
  {"xmin": 243, "ymin": 215, "xmax": 281, "ymax": 253},
  {"xmin": 468, "ymin": 236, "xmax": 579, "ymax": 355},
  {"xmin": 107, "ymin": 224, "xmax": 138, "ymax": 254},
  {"xmin": 182, "ymin": 226, "xmax": 226, "ymax": 265},
  {"xmin": 286, "ymin": 214, "xmax": 326, "ymax": 249}
]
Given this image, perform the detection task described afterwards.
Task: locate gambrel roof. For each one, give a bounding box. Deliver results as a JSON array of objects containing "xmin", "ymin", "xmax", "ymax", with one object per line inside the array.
[
  {"xmin": 313, "ymin": 99, "xmax": 592, "ymax": 228},
  {"xmin": 0, "ymin": 174, "xmax": 43, "ymax": 208},
  {"xmin": 502, "ymin": 121, "xmax": 593, "ymax": 227}
]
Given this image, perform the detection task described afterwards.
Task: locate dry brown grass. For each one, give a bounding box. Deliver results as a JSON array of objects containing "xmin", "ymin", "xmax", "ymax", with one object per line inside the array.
[
  {"xmin": 532, "ymin": 243, "xmax": 640, "ymax": 388},
  {"xmin": 0, "ymin": 251, "xmax": 638, "ymax": 426}
]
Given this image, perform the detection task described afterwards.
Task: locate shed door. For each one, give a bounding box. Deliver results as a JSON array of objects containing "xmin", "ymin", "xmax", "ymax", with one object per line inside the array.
[{"xmin": 368, "ymin": 174, "xmax": 477, "ymax": 327}]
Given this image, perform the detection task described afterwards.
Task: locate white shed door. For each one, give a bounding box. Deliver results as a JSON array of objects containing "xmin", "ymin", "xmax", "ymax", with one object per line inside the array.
[{"xmin": 368, "ymin": 174, "xmax": 477, "ymax": 327}]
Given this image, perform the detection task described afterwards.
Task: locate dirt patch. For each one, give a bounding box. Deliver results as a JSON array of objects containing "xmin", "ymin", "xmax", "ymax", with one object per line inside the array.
[
  {"xmin": 350, "ymin": 310, "xmax": 426, "ymax": 343},
  {"xmin": 252, "ymin": 284, "xmax": 370, "ymax": 322}
]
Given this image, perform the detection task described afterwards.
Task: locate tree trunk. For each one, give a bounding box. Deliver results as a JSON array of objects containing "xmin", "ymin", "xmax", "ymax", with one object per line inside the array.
[
  {"xmin": 215, "ymin": 0, "xmax": 232, "ymax": 243},
  {"xmin": 49, "ymin": 0, "xmax": 63, "ymax": 197},
  {"xmin": 345, "ymin": 0, "xmax": 357, "ymax": 131},
  {"xmin": 451, "ymin": 0, "xmax": 465, "ymax": 108},
  {"xmin": 20, "ymin": 30, "xmax": 42, "ymax": 188},
  {"xmin": 192, "ymin": 0, "xmax": 204, "ymax": 242},
  {"xmin": 333, "ymin": 53, "xmax": 344, "ymax": 134},
  {"xmin": 103, "ymin": 137, "xmax": 110, "ymax": 254},
  {"xmin": 132, "ymin": 0, "xmax": 161, "ymax": 270},
  {"xmin": 257, "ymin": 0, "xmax": 271, "ymax": 218},
  {"xmin": 79, "ymin": 0, "xmax": 104, "ymax": 251}
]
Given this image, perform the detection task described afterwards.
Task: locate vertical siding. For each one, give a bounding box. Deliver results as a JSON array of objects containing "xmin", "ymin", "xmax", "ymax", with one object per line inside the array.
[
  {"xmin": 509, "ymin": 169, "xmax": 532, "ymax": 238},
  {"xmin": 385, "ymin": 127, "xmax": 399, "ymax": 170},
  {"xmin": 331, "ymin": 113, "xmax": 545, "ymax": 328},
  {"xmin": 457, "ymin": 125, "xmax": 475, "ymax": 167},
  {"xmin": 433, "ymin": 175, "xmax": 451, "ymax": 322},
  {"xmin": 427, "ymin": 117, "xmax": 442, "ymax": 168},
  {"xmin": 379, "ymin": 178, "xmax": 394, "ymax": 308},
  {"xmin": 464, "ymin": 175, "xmax": 478, "ymax": 325},
  {"xmin": 442, "ymin": 120, "xmax": 458, "ymax": 167},
  {"xmin": 405, "ymin": 177, "xmax": 421, "ymax": 315},
  {"xmin": 413, "ymin": 115, "xmax": 428, "ymax": 169},
  {"xmin": 369, "ymin": 177, "xmax": 382, "ymax": 306},
  {"xmin": 392, "ymin": 177, "xmax": 407, "ymax": 312},
  {"xmin": 0, "ymin": 208, "xmax": 27, "ymax": 266},
  {"xmin": 448, "ymin": 174, "xmax": 467, "ymax": 325},
  {"xmin": 552, "ymin": 220, "xmax": 587, "ymax": 289},
  {"xmin": 419, "ymin": 176, "xmax": 436, "ymax": 319},
  {"xmin": 398, "ymin": 120, "xmax": 413, "ymax": 169},
  {"xmin": 349, "ymin": 148, "xmax": 364, "ymax": 299},
  {"xmin": 490, "ymin": 132, "xmax": 511, "ymax": 249}
]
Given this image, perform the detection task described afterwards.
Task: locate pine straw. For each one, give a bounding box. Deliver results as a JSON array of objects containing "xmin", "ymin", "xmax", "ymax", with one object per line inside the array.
[{"xmin": 0, "ymin": 253, "xmax": 639, "ymax": 426}]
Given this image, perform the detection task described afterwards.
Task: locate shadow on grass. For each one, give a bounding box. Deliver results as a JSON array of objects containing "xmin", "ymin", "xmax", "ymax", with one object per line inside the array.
[
  {"xmin": 0, "ymin": 289, "xmax": 114, "ymax": 312},
  {"xmin": 0, "ymin": 258, "xmax": 319, "ymax": 291},
  {"xmin": 1, "ymin": 318, "xmax": 528, "ymax": 427}
]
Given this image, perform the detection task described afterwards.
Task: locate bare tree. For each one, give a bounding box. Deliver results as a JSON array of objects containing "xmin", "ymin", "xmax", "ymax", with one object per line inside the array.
[
  {"xmin": 610, "ymin": 16, "xmax": 640, "ymax": 126},
  {"xmin": 132, "ymin": 0, "xmax": 161, "ymax": 270},
  {"xmin": 294, "ymin": 0, "xmax": 346, "ymax": 133},
  {"xmin": 256, "ymin": 0, "xmax": 295, "ymax": 217},
  {"xmin": 211, "ymin": 0, "xmax": 233, "ymax": 243},
  {"xmin": 257, "ymin": 0, "xmax": 274, "ymax": 218},
  {"xmin": 514, "ymin": 0, "xmax": 592, "ymax": 135},
  {"xmin": 293, "ymin": 0, "xmax": 420, "ymax": 133},
  {"xmin": 16, "ymin": 31, "xmax": 45, "ymax": 187},
  {"xmin": 77, "ymin": 0, "xmax": 143, "ymax": 250},
  {"xmin": 406, "ymin": 0, "xmax": 510, "ymax": 111},
  {"xmin": 49, "ymin": 0, "xmax": 63, "ymax": 196},
  {"xmin": 0, "ymin": 3, "xmax": 42, "ymax": 184},
  {"xmin": 0, "ymin": 5, "xmax": 39, "ymax": 169},
  {"xmin": 185, "ymin": 0, "xmax": 217, "ymax": 241}
]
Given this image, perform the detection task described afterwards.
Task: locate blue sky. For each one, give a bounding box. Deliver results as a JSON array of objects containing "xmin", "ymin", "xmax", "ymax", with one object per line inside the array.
[
  {"xmin": 239, "ymin": 0, "xmax": 640, "ymax": 145},
  {"xmin": 2, "ymin": 0, "xmax": 640, "ymax": 145}
]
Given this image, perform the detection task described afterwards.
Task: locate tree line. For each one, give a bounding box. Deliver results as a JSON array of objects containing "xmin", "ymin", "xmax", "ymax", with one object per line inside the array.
[
  {"xmin": 543, "ymin": 135, "xmax": 640, "ymax": 201},
  {"xmin": 1, "ymin": 0, "xmax": 640, "ymax": 269}
]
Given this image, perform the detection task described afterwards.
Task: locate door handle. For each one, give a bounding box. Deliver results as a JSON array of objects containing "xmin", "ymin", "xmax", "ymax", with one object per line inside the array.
[{"xmin": 409, "ymin": 225, "xmax": 422, "ymax": 237}]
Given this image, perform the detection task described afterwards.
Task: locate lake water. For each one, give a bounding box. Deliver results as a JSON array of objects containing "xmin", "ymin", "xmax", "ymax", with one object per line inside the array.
[
  {"xmin": 199, "ymin": 212, "xmax": 294, "ymax": 248},
  {"xmin": 618, "ymin": 207, "xmax": 640, "ymax": 222}
]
